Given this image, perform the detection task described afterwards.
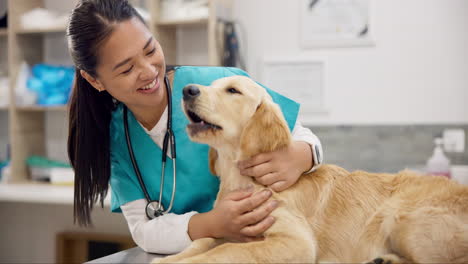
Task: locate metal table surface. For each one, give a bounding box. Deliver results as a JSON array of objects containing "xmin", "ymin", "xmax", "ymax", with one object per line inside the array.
[{"xmin": 86, "ymin": 247, "xmax": 165, "ymax": 263}]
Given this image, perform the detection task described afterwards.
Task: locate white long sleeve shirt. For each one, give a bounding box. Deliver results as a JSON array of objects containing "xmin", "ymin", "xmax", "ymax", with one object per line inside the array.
[{"xmin": 120, "ymin": 107, "xmax": 322, "ymax": 254}]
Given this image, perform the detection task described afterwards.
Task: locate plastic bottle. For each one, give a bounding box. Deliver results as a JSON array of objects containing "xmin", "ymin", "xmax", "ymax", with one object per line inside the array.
[{"xmin": 426, "ymin": 137, "xmax": 451, "ymax": 178}]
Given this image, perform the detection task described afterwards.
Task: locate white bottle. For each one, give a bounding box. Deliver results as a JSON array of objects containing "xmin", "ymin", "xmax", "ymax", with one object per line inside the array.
[{"xmin": 426, "ymin": 137, "xmax": 451, "ymax": 178}]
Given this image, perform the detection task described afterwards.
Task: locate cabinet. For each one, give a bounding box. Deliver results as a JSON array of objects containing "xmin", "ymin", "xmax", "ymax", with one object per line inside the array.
[
  {"xmin": 1, "ymin": 0, "xmax": 233, "ymax": 183},
  {"xmin": 56, "ymin": 232, "xmax": 135, "ymax": 263}
]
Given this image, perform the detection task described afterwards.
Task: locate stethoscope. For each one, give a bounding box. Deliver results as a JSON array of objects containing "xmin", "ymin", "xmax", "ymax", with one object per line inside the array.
[{"xmin": 123, "ymin": 75, "xmax": 176, "ymax": 220}]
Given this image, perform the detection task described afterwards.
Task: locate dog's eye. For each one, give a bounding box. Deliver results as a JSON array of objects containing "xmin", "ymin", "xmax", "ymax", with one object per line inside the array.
[{"xmin": 227, "ymin": 87, "xmax": 241, "ymax": 94}]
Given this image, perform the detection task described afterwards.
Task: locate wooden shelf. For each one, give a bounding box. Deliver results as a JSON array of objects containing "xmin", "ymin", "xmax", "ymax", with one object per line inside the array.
[
  {"xmin": 0, "ymin": 182, "xmax": 111, "ymax": 206},
  {"xmin": 15, "ymin": 105, "xmax": 68, "ymax": 112},
  {"xmin": 15, "ymin": 26, "xmax": 66, "ymax": 35},
  {"xmin": 157, "ymin": 18, "xmax": 209, "ymax": 26},
  {"xmin": 0, "ymin": 28, "xmax": 7, "ymax": 36}
]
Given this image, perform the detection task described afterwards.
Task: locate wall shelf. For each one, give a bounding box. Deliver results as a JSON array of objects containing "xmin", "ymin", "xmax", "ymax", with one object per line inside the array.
[
  {"xmin": 0, "ymin": 182, "xmax": 111, "ymax": 206},
  {"xmin": 157, "ymin": 18, "xmax": 209, "ymax": 27},
  {"xmin": 15, "ymin": 105, "xmax": 68, "ymax": 112},
  {"xmin": 15, "ymin": 27, "xmax": 66, "ymax": 35}
]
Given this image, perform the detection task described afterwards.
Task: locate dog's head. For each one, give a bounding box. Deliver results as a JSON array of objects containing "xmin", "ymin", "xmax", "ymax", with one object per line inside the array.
[{"xmin": 182, "ymin": 75, "xmax": 291, "ymax": 159}]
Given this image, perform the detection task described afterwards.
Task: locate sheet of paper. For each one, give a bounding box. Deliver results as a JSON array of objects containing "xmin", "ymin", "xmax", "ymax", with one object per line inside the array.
[
  {"xmin": 300, "ymin": 0, "xmax": 372, "ymax": 47},
  {"xmin": 261, "ymin": 60, "xmax": 326, "ymax": 117}
]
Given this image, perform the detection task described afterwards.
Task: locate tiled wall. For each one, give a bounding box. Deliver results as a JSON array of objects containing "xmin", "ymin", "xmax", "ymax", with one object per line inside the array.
[{"xmin": 308, "ymin": 125, "xmax": 468, "ymax": 173}]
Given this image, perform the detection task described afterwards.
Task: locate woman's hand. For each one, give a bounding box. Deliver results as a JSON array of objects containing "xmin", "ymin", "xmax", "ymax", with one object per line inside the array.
[
  {"xmin": 188, "ymin": 188, "xmax": 279, "ymax": 242},
  {"xmin": 238, "ymin": 141, "xmax": 313, "ymax": 192}
]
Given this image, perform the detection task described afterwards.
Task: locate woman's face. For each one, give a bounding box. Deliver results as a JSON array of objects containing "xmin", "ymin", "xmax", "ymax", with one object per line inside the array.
[{"xmin": 87, "ymin": 17, "xmax": 166, "ymax": 110}]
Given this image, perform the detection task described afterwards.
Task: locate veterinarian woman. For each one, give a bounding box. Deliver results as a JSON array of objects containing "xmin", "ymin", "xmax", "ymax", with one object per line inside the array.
[{"xmin": 67, "ymin": 0, "xmax": 323, "ymax": 254}]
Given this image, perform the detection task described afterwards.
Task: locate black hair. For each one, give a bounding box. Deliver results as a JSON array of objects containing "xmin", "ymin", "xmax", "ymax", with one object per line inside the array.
[{"xmin": 67, "ymin": 0, "xmax": 146, "ymax": 226}]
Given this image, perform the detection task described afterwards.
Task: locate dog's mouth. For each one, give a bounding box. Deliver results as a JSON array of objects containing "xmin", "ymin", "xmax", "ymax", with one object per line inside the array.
[{"xmin": 186, "ymin": 109, "xmax": 222, "ymax": 135}]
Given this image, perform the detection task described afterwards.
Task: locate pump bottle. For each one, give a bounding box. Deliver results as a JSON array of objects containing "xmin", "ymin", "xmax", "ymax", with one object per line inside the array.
[{"xmin": 426, "ymin": 137, "xmax": 451, "ymax": 178}]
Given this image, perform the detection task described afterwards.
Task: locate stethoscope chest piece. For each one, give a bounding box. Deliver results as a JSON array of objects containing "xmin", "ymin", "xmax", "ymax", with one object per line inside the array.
[{"xmin": 146, "ymin": 200, "xmax": 165, "ymax": 219}]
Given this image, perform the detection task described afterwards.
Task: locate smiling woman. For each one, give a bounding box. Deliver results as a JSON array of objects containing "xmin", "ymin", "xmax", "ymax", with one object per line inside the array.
[
  {"xmin": 66, "ymin": 0, "xmax": 147, "ymax": 226},
  {"xmin": 66, "ymin": 0, "xmax": 323, "ymax": 255}
]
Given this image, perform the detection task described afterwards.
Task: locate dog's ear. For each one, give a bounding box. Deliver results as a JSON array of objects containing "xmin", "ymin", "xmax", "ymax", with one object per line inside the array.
[
  {"xmin": 240, "ymin": 101, "xmax": 291, "ymax": 158},
  {"xmin": 208, "ymin": 147, "xmax": 218, "ymax": 176}
]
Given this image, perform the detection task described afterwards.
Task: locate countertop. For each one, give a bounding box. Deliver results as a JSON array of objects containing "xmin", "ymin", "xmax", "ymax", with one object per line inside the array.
[{"xmin": 86, "ymin": 247, "xmax": 164, "ymax": 263}]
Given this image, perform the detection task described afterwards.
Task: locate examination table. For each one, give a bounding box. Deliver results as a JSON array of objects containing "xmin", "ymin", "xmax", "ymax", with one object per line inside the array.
[{"xmin": 86, "ymin": 247, "xmax": 164, "ymax": 263}]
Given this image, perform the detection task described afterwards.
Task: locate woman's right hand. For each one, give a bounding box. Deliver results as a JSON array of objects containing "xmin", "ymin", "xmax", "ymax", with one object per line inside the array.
[
  {"xmin": 207, "ymin": 188, "xmax": 279, "ymax": 242},
  {"xmin": 188, "ymin": 188, "xmax": 279, "ymax": 242}
]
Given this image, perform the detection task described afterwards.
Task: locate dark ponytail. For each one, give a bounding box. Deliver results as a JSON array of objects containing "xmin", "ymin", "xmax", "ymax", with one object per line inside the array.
[{"xmin": 67, "ymin": 0, "xmax": 145, "ymax": 226}]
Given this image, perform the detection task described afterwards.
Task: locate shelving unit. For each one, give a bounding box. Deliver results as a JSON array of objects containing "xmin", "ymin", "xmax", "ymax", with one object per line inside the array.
[
  {"xmin": 5, "ymin": 0, "xmax": 72, "ymax": 183},
  {"xmin": 2, "ymin": 0, "xmax": 233, "ymax": 184},
  {"xmin": 149, "ymin": 0, "xmax": 233, "ymax": 66}
]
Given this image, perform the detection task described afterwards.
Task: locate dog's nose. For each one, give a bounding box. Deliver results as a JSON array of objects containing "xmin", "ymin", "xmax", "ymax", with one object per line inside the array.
[{"xmin": 183, "ymin": 85, "xmax": 200, "ymax": 100}]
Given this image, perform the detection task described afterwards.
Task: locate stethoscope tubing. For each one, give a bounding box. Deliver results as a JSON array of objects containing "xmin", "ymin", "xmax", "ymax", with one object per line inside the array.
[{"xmin": 123, "ymin": 75, "xmax": 176, "ymax": 219}]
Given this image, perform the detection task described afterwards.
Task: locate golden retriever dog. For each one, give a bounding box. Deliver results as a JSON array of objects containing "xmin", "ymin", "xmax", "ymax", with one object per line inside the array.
[{"xmin": 154, "ymin": 76, "xmax": 468, "ymax": 263}]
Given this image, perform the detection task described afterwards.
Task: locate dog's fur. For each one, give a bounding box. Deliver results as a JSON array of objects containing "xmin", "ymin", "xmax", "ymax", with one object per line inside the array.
[{"xmin": 154, "ymin": 76, "xmax": 468, "ymax": 263}]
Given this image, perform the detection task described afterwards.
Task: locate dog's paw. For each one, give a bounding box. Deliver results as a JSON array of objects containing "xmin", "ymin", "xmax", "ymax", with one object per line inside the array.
[{"xmin": 365, "ymin": 254, "xmax": 407, "ymax": 264}]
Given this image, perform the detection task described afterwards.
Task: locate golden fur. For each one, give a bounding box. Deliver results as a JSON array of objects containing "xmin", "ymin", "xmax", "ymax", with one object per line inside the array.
[{"xmin": 154, "ymin": 76, "xmax": 468, "ymax": 263}]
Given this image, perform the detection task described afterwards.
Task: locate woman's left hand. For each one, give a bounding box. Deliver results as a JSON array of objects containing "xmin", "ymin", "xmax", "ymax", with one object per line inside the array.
[{"xmin": 238, "ymin": 141, "xmax": 313, "ymax": 192}]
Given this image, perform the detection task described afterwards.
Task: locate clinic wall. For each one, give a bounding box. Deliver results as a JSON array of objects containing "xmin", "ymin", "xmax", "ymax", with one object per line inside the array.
[
  {"xmin": 223, "ymin": 0, "xmax": 468, "ymax": 125},
  {"xmin": 45, "ymin": 0, "xmax": 468, "ymax": 125}
]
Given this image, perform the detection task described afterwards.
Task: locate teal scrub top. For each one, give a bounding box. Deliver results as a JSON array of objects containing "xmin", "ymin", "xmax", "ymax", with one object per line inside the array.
[{"xmin": 109, "ymin": 66, "xmax": 300, "ymax": 213}]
